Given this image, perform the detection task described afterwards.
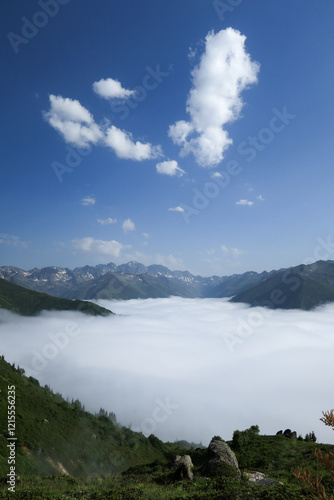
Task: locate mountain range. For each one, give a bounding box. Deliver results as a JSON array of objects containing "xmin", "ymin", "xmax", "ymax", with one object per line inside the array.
[
  {"xmin": 0, "ymin": 261, "xmax": 274, "ymax": 301},
  {"xmin": 1, "ymin": 259, "xmax": 334, "ymax": 310}
]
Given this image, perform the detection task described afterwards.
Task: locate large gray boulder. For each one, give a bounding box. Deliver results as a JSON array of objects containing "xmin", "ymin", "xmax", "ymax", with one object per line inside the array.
[
  {"xmin": 174, "ymin": 455, "xmax": 194, "ymax": 481},
  {"xmin": 203, "ymin": 439, "xmax": 241, "ymax": 478}
]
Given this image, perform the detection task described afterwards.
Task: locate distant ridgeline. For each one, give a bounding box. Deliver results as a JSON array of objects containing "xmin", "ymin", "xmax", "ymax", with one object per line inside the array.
[{"xmin": 1, "ymin": 259, "xmax": 334, "ymax": 310}]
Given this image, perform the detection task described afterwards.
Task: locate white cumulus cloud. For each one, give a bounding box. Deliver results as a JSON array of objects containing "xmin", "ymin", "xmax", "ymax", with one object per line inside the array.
[
  {"xmin": 168, "ymin": 28, "xmax": 260, "ymax": 167},
  {"xmin": 44, "ymin": 95, "xmax": 161, "ymax": 162},
  {"xmin": 122, "ymin": 219, "xmax": 136, "ymax": 233},
  {"xmin": 44, "ymin": 95, "xmax": 103, "ymax": 148},
  {"xmin": 156, "ymin": 160, "xmax": 185, "ymax": 177},
  {"xmin": 93, "ymin": 78, "xmax": 136, "ymax": 100},
  {"xmin": 104, "ymin": 126, "xmax": 162, "ymax": 161}
]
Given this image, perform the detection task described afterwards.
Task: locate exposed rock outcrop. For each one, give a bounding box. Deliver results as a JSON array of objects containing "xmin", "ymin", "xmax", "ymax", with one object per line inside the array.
[
  {"xmin": 277, "ymin": 429, "xmax": 297, "ymax": 438},
  {"xmin": 203, "ymin": 439, "xmax": 241, "ymax": 478},
  {"xmin": 284, "ymin": 429, "xmax": 297, "ymax": 438}
]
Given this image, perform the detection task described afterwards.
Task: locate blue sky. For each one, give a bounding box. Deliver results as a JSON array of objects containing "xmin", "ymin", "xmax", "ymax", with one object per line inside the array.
[{"xmin": 1, "ymin": 0, "xmax": 334, "ymax": 276}]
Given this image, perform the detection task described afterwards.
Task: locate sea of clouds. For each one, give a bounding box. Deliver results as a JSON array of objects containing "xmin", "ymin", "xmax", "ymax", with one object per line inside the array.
[{"xmin": 1, "ymin": 297, "xmax": 334, "ymax": 445}]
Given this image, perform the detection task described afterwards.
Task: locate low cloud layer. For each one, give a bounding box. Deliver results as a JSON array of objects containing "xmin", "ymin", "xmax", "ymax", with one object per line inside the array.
[{"xmin": 1, "ymin": 298, "xmax": 333, "ymax": 446}]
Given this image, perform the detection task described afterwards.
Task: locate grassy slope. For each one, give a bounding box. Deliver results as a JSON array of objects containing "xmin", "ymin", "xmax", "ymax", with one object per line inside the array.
[
  {"xmin": 2, "ymin": 433, "xmax": 333, "ymax": 499},
  {"xmin": 0, "ymin": 278, "xmax": 112, "ymax": 316},
  {"xmin": 1, "ymin": 356, "xmax": 333, "ymax": 499},
  {"xmin": 0, "ymin": 357, "xmax": 169, "ymax": 483}
]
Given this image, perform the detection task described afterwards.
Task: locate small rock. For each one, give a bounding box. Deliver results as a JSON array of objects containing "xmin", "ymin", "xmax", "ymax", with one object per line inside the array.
[{"xmin": 244, "ymin": 471, "xmax": 283, "ymax": 486}]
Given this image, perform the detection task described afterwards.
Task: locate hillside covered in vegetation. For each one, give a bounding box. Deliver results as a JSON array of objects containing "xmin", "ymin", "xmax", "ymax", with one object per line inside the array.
[
  {"xmin": 0, "ymin": 278, "xmax": 112, "ymax": 316},
  {"xmin": 0, "ymin": 356, "xmax": 333, "ymax": 499}
]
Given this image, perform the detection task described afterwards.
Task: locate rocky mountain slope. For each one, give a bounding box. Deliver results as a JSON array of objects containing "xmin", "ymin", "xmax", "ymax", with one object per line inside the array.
[
  {"xmin": 230, "ymin": 260, "xmax": 334, "ymax": 310},
  {"xmin": 0, "ymin": 261, "xmax": 273, "ymax": 301}
]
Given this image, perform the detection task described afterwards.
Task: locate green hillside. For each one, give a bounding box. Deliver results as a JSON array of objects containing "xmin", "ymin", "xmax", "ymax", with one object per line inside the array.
[
  {"xmin": 0, "ymin": 356, "xmax": 168, "ymax": 482},
  {"xmin": 0, "ymin": 278, "xmax": 112, "ymax": 316},
  {"xmin": 0, "ymin": 357, "xmax": 333, "ymax": 498}
]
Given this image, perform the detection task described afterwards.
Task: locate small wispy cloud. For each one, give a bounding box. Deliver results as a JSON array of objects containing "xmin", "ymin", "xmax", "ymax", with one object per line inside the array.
[
  {"xmin": 211, "ymin": 172, "xmax": 225, "ymax": 180},
  {"xmin": 256, "ymin": 195, "xmax": 265, "ymax": 201},
  {"xmin": 221, "ymin": 245, "xmax": 245, "ymax": 258},
  {"xmin": 231, "ymin": 248, "xmax": 245, "ymax": 258},
  {"xmin": 188, "ymin": 46, "xmax": 197, "ymax": 60},
  {"xmin": 122, "ymin": 218, "xmax": 136, "ymax": 233},
  {"xmin": 0, "ymin": 234, "xmax": 29, "ymax": 248},
  {"xmin": 236, "ymin": 199, "xmax": 254, "ymax": 206},
  {"xmin": 142, "ymin": 233, "xmax": 150, "ymax": 238},
  {"xmin": 72, "ymin": 237, "xmax": 130, "ymax": 258},
  {"xmin": 81, "ymin": 196, "xmax": 96, "ymax": 206},
  {"xmin": 168, "ymin": 206, "xmax": 184, "ymax": 212},
  {"xmin": 97, "ymin": 217, "xmax": 117, "ymax": 225}
]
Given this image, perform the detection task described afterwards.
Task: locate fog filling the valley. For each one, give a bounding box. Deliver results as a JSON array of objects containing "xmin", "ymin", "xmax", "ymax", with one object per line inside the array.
[{"xmin": 1, "ymin": 297, "xmax": 334, "ymax": 445}]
